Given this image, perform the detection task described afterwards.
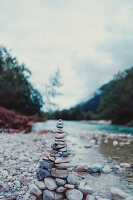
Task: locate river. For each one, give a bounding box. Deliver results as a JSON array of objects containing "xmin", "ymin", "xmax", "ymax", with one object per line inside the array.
[{"xmin": 33, "ymin": 120, "xmax": 133, "ymax": 198}]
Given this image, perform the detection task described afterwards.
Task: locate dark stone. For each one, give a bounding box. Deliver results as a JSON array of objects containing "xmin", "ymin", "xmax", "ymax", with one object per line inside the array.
[
  {"xmin": 56, "ymin": 124, "xmax": 63, "ymax": 128},
  {"xmin": 62, "ymin": 151, "xmax": 71, "ymax": 157},
  {"xmin": 36, "ymin": 168, "xmax": 51, "ymax": 181},
  {"xmin": 39, "ymin": 159, "xmax": 54, "ymax": 169},
  {"xmin": 88, "ymin": 167, "xmax": 101, "ymax": 174},
  {"xmin": 51, "ymin": 143, "xmax": 58, "ymax": 150},
  {"xmin": 50, "ymin": 153, "xmax": 62, "ymax": 157}
]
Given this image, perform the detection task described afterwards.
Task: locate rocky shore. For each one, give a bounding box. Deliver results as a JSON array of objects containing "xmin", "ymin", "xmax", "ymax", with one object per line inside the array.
[{"xmin": 0, "ymin": 121, "xmax": 133, "ymax": 200}]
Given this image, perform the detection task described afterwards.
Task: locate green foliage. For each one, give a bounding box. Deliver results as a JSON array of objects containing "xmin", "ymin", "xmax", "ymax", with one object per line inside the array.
[
  {"xmin": 97, "ymin": 67, "xmax": 133, "ymax": 124},
  {"xmin": 0, "ymin": 46, "xmax": 43, "ymax": 115},
  {"xmin": 50, "ymin": 108, "xmax": 86, "ymax": 120}
]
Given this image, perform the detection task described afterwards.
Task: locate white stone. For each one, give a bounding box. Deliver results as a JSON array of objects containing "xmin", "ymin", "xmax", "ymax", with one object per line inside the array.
[
  {"xmin": 120, "ymin": 163, "xmax": 131, "ymax": 168},
  {"xmin": 102, "ymin": 166, "xmax": 111, "ymax": 174},
  {"xmin": 113, "ymin": 141, "xmax": 118, "ymax": 146},
  {"xmin": 91, "ymin": 163, "xmax": 102, "ymax": 169},
  {"xmin": 44, "ymin": 177, "xmax": 57, "ymax": 190},
  {"xmin": 111, "ymin": 187, "xmax": 130, "ymax": 200}
]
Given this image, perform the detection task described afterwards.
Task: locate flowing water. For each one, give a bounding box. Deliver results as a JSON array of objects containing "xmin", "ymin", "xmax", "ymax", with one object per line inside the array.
[{"xmin": 33, "ymin": 120, "xmax": 133, "ymax": 198}]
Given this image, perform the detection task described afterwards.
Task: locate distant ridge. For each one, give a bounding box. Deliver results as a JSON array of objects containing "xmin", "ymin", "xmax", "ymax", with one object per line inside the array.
[{"xmin": 74, "ymin": 84, "xmax": 108, "ymax": 112}]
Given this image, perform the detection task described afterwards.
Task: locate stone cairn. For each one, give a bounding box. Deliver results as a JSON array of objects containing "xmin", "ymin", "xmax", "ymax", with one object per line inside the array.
[{"xmin": 29, "ymin": 119, "xmax": 84, "ymax": 200}]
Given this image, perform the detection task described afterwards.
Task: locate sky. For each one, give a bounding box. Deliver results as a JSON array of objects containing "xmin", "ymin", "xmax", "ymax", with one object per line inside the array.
[{"xmin": 0, "ymin": 0, "xmax": 133, "ymax": 110}]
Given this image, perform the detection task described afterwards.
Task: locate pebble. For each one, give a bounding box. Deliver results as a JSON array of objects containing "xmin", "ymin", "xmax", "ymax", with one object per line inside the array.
[
  {"xmin": 65, "ymin": 184, "xmax": 75, "ymax": 189},
  {"xmin": 102, "ymin": 166, "xmax": 111, "ymax": 174},
  {"xmin": 36, "ymin": 168, "xmax": 51, "ymax": 181},
  {"xmin": 55, "ymin": 157, "xmax": 71, "ymax": 164},
  {"xmin": 66, "ymin": 189, "xmax": 83, "ymax": 200},
  {"xmin": 43, "ymin": 189, "xmax": 54, "ymax": 200},
  {"xmin": 67, "ymin": 173, "xmax": 78, "ymax": 185},
  {"xmin": 29, "ymin": 183, "xmax": 42, "ymax": 196},
  {"xmin": 120, "ymin": 163, "xmax": 131, "ymax": 168},
  {"xmin": 86, "ymin": 194, "xmax": 95, "ymax": 200},
  {"xmin": 55, "ymin": 163, "xmax": 71, "ymax": 169},
  {"xmin": 56, "ymin": 186, "xmax": 67, "ymax": 193},
  {"xmin": 55, "ymin": 178, "xmax": 66, "ymax": 186},
  {"xmin": 88, "ymin": 163, "xmax": 102, "ymax": 174},
  {"xmin": 44, "ymin": 177, "xmax": 57, "ymax": 190},
  {"xmin": 39, "ymin": 160, "xmax": 54, "ymax": 169},
  {"xmin": 76, "ymin": 165, "xmax": 88, "ymax": 172},
  {"xmin": 51, "ymin": 168, "xmax": 69, "ymax": 178},
  {"xmin": 111, "ymin": 187, "xmax": 130, "ymax": 200},
  {"xmin": 78, "ymin": 182, "xmax": 93, "ymax": 195},
  {"xmin": 36, "ymin": 181, "xmax": 46, "ymax": 190}
]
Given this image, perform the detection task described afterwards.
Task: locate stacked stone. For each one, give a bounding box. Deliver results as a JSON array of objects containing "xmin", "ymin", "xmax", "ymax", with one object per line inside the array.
[{"xmin": 35, "ymin": 119, "xmax": 84, "ymax": 200}]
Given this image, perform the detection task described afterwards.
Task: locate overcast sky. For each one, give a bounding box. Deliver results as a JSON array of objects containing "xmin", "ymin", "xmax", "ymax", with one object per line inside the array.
[{"xmin": 0, "ymin": 0, "xmax": 133, "ymax": 110}]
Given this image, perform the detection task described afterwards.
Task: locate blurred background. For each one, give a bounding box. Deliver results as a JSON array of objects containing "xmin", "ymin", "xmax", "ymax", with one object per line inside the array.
[{"xmin": 0, "ymin": 0, "xmax": 133, "ymax": 130}]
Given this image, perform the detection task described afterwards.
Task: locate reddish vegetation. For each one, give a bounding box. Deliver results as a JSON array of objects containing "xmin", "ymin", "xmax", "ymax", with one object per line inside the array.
[{"xmin": 0, "ymin": 107, "xmax": 43, "ymax": 133}]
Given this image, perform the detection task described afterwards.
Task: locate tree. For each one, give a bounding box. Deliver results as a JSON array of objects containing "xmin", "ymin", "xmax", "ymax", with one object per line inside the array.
[
  {"xmin": 44, "ymin": 69, "xmax": 62, "ymax": 112},
  {"xmin": 97, "ymin": 67, "xmax": 133, "ymax": 124},
  {"xmin": 0, "ymin": 46, "xmax": 43, "ymax": 115}
]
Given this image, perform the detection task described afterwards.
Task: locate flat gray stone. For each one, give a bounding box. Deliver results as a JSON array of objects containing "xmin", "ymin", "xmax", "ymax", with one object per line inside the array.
[
  {"xmin": 29, "ymin": 183, "xmax": 42, "ymax": 196},
  {"xmin": 44, "ymin": 177, "xmax": 57, "ymax": 191},
  {"xmin": 51, "ymin": 168, "xmax": 69, "ymax": 178},
  {"xmin": 55, "ymin": 178, "xmax": 66, "ymax": 186},
  {"xmin": 67, "ymin": 173, "xmax": 78, "ymax": 185},
  {"xmin": 43, "ymin": 190, "xmax": 54, "ymax": 200}
]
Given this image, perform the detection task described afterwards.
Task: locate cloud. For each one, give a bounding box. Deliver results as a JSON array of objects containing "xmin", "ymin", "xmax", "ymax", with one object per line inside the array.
[{"xmin": 0, "ymin": 0, "xmax": 133, "ymax": 109}]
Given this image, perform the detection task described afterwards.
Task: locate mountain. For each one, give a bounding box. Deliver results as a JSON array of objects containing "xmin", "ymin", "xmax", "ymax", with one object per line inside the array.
[{"xmin": 74, "ymin": 84, "xmax": 106, "ymax": 112}]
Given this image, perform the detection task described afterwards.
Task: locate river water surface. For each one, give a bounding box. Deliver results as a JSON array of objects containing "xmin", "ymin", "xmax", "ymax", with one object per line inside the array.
[{"xmin": 33, "ymin": 120, "xmax": 133, "ymax": 198}]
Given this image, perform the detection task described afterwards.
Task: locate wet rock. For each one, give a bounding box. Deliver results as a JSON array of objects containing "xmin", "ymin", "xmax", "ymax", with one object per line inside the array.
[
  {"xmin": 88, "ymin": 163, "xmax": 102, "ymax": 174},
  {"xmin": 36, "ymin": 168, "xmax": 51, "ymax": 181},
  {"xmin": 51, "ymin": 168, "xmax": 69, "ymax": 178},
  {"xmin": 62, "ymin": 151, "xmax": 71, "ymax": 157},
  {"xmin": 55, "ymin": 178, "xmax": 66, "ymax": 186},
  {"xmin": 66, "ymin": 189, "xmax": 83, "ymax": 200},
  {"xmin": 43, "ymin": 190, "xmax": 54, "ymax": 200},
  {"xmin": 56, "ymin": 186, "xmax": 67, "ymax": 193},
  {"xmin": 67, "ymin": 173, "xmax": 78, "ymax": 185},
  {"xmin": 78, "ymin": 182, "xmax": 93, "ymax": 195},
  {"xmin": 39, "ymin": 159, "xmax": 54, "ymax": 169},
  {"xmin": 44, "ymin": 177, "xmax": 57, "ymax": 190},
  {"xmin": 29, "ymin": 183, "xmax": 42, "ymax": 196},
  {"xmin": 111, "ymin": 187, "xmax": 130, "ymax": 200}
]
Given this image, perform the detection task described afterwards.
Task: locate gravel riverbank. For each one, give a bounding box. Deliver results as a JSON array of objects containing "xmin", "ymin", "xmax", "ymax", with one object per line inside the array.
[{"xmin": 0, "ymin": 128, "xmax": 133, "ymax": 199}]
